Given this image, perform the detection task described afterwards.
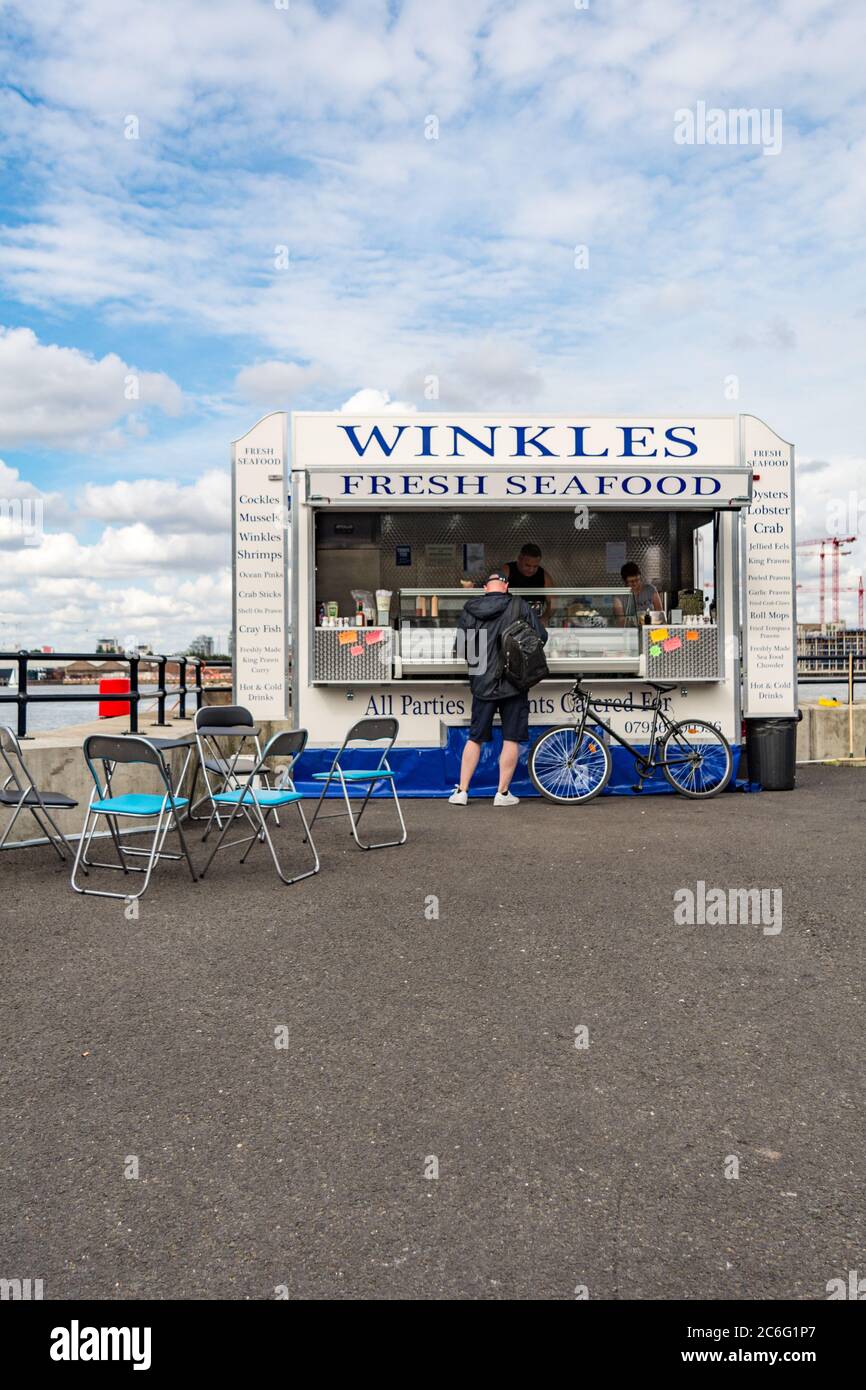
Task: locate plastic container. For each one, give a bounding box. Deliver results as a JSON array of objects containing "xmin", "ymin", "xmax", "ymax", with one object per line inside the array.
[
  {"xmin": 376, "ymin": 589, "xmax": 393, "ymax": 627},
  {"xmin": 98, "ymin": 677, "xmax": 130, "ymax": 719},
  {"xmin": 745, "ymin": 714, "xmax": 801, "ymax": 790}
]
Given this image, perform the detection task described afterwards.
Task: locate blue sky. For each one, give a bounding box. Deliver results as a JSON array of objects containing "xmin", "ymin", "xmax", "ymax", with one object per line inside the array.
[{"xmin": 1, "ymin": 0, "xmax": 864, "ymax": 648}]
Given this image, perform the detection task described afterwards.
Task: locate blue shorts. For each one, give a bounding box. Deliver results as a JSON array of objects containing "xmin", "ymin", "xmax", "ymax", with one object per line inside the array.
[{"xmin": 468, "ymin": 693, "xmax": 530, "ymax": 744}]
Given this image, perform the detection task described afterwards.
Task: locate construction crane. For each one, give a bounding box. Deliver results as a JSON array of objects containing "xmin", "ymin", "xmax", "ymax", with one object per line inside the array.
[
  {"xmin": 796, "ymin": 536, "xmax": 857, "ymax": 625},
  {"xmin": 796, "ymin": 573, "xmax": 864, "ymax": 627}
]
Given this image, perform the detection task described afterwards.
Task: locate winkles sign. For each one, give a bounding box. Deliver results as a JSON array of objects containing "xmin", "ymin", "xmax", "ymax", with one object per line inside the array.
[
  {"xmin": 294, "ymin": 415, "xmax": 737, "ymax": 466},
  {"xmin": 293, "ymin": 414, "xmax": 750, "ymax": 508}
]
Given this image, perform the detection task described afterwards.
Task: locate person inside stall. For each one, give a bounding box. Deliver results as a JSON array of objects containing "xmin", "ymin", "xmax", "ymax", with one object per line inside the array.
[
  {"xmin": 505, "ymin": 543, "xmax": 555, "ymax": 623},
  {"xmin": 612, "ymin": 561, "xmax": 663, "ymax": 626}
]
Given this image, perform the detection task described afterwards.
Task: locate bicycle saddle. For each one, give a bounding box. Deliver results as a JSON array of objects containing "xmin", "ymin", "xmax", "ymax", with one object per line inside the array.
[{"xmin": 646, "ymin": 681, "xmax": 676, "ymax": 693}]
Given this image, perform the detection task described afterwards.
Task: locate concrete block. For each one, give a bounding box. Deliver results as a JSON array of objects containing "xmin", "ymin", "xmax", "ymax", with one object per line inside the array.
[
  {"xmin": 798, "ymin": 701, "xmax": 866, "ymax": 761},
  {"xmin": 1, "ymin": 716, "xmax": 197, "ymax": 847}
]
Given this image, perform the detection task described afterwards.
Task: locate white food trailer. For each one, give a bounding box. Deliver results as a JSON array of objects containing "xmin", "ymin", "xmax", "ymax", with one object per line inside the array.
[{"xmin": 232, "ymin": 412, "xmax": 796, "ymax": 794}]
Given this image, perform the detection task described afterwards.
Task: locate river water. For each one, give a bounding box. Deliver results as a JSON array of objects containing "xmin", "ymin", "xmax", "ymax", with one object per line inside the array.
[{"xmin": 0, "ymin": 685, "xmax": 169, "ymax": 734}]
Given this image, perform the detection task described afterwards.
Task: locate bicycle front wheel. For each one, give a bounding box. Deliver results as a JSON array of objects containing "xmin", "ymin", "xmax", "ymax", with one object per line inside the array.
[
  {"xmin": 528, "ymin": 725, "xmax": 612, "ymax": 804},
  {"xmin": 660, "ymin": 719, "xmax": 733, "ymax": 798}
]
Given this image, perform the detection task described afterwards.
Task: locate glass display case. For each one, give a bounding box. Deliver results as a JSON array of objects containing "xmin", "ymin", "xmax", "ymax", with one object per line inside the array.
[{"xmin": 396, "ymin": 588, "xmax": 642, "ymax": 675}]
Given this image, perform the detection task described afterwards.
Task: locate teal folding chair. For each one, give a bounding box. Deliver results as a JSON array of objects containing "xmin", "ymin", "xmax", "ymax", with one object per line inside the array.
[
  {"xmin": 71, "ymin": 735, "xmax": 197, "ymax": 900},
  {"xmin": 306, "ymin": 717, "xmax": 407, "ymax": 851},
  {"xmin": 190, "ymin": 704, "xmax": 268, "ymax": 836},
  {"xmin": 199, "ymin": 729, "xmax": 319, "ymax": 886}
]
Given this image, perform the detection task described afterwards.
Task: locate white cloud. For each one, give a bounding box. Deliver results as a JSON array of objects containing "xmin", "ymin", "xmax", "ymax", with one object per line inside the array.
[
  {"xmin": 0, "ymin": 570, "xmax": 231, "ymax": 653},
  {"xmin": 0, "ymin": 326, "xmax": 183, "ymax": 449},
  {"xmin": 339, "ymin": 388, "xmax": 417, "ymax": 413},
  {"xmin": 78, "ymin": 471, "xmax": 230, "ymax": 532},
  {"xmin": 1, "ymin": 0, "xmax": 866, "ymax": 642},
  {"xmin": 0, "ymin": 459, "xmax": 68, "ymax": 547},
  {"xmin": 395, "ymin": 338, "xmax": 544, "ymax": 410},
  {"xmin": 1, "ymin": 523, "xmax": 227, "ymax": 578},
  {"xmin": 0, "ymin": 464, "xmax": 233, "ymax": 648},
  {"xmin": 235, "ymin": 360, "xmax": 326, "ymax": 403},
  {"xmin": 0, "ymin": 458, "xmax": 50, "ymax": 501}
]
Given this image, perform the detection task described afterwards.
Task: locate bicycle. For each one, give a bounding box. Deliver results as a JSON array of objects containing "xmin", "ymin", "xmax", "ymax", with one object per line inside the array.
[{"xmin": 528, "ymin": 678, "xmax": 733, "ymax": 804}]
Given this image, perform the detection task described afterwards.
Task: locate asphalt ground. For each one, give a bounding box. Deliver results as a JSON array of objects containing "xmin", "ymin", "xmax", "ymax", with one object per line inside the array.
[{"xmin": 0, "ymin": 765, "xmax": 863, "ymax": 1301}]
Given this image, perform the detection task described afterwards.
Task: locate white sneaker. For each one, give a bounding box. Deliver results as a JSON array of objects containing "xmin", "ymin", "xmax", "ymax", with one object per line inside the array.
[
  {"xmin": 494, "ymin": 791, "xmax": 520, "ymax": 806},
  {"xmin": 448, "ymin": 787, "xmax": 468, "ymax": 805}
]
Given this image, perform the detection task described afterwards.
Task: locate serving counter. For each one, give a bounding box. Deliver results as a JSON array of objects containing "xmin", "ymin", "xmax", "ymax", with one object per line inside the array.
[
  {"xmin": 642, "ymin": 623, "xmax": 721, "ymax": 681},
  {"xmin": 312, "ymin": 587, "xmax": 652, "ymax": 682},
  {"xmin": 314, "ymin": 626, "xmax": 394, "ymax": 683}
]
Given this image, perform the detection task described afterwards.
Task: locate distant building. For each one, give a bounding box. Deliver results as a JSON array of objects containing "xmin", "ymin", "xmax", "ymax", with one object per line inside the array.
[
  {"xmin": 188, "ymin": 634, "xmax": 215, "ymax": 657},
  {"xmin": 96, "ymin": 637, "xmax": 120, "ymax": 653},
  {"xmin": 63, "ymin": 659, "xmax": 128, "ymax": 683},
  {"xmin": 797, "ymin": 626, "xmax": 866, "ymax": 670}
]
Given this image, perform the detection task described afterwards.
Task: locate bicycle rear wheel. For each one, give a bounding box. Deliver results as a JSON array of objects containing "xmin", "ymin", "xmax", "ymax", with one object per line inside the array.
[
  {"xmin": 528, "ymin": 725, "xmax": 612, "ymax": 804},
  {"xmin": 660, "ymin": 719, "xmax": 733, "ymax": 798}
]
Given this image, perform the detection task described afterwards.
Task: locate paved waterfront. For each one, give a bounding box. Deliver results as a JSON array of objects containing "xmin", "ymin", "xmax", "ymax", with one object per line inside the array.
[{"xmin": 0, "ymin": 766, "xmax": 862, "ymax": 1301}]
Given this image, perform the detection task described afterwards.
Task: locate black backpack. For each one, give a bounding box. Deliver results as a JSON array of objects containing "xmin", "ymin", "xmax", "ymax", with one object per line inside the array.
[{"xmin": 499, "ymin": 597, "xmax": 549, "ymax": 691}]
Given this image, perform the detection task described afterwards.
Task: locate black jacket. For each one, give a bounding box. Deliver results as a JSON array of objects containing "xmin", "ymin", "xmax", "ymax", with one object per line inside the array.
[{"xmin": 457, "ymin": 593, "xmax": 548, "ymax": 700}]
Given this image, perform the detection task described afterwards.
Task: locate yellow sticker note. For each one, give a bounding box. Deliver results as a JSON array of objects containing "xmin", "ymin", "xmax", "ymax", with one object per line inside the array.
[
  {"xmin": 649, "ymin": 627, "xmax": 668, "ymax": 641},
  {"xmin": 337, "ymin": 629, "xmax": 356, "ymax": 645}
]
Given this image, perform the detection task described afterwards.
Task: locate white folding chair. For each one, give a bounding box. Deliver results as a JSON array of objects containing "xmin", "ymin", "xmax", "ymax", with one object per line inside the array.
[
  {"xmin": 306, "ymin": 717, "xmax": 407, "ymax": 851},
  {"xmin": 199, "ymin": 729, "xmax": 319, "ymax": 886},
  {"xmin": 71, "ymin": 735, "xmax": 197, "ymax": 900},
  {"xmin": 0, "ymin": 725, "xmax": 78, "ymax": 859},
  {"xmin": 189, "ymin": 704, "xmax": 273, "ymax": 837}
]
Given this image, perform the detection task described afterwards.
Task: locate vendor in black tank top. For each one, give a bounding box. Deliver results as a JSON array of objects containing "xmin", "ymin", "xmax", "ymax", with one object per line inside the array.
[{"xmin": 506, "ymin": 544, "xmax": 554, "ymax": 622}]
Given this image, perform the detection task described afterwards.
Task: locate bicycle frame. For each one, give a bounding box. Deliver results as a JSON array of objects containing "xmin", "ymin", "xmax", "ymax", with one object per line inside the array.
[{"xmin": 569, "ymin": 686, "xmax": 687, "ymax": 782}]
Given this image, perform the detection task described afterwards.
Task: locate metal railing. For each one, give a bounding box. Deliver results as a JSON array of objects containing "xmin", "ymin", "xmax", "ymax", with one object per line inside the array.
[
  {"xmin": 0, "ymin": 652, "xmax": 233, "ymax": 737},
  {"xmin": 796, "ymin": 652, "xmax": 866, "ymax": 681}
]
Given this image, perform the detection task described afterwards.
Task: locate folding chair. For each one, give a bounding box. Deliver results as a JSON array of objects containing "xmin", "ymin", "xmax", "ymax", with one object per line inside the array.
[
  {"xmin": 137, "ymin": 731, "xmax": 197, "ymax": 802},
  {"xmin": 306, "ymin": 717, "xmax": 407, "ymax": 851},
  {"xmin": 0, "ymin": 725, "xmax": 78, "ymax": 859},
  {"xmin": 199, "ymin": 730, "xmax": 319, "ymax": 886},
  {"xmin": 71, "ymin": 735, "xmax": 197, "ymax": 900},
  {"xmin": 188, "ymin": 705, "xmax": 270, "ymax": 835}
]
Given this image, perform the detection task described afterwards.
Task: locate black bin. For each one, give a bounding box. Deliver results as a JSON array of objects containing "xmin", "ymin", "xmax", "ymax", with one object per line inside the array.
[{"xmin": 745, "ymin": 714, "xmax": 801, "ymax": 790}]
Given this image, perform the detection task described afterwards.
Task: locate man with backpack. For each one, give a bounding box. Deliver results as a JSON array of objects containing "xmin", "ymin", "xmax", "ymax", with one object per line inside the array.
[{"xmin": 449, "ymin": 570, "xmax": 549, "ymax": 807}]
